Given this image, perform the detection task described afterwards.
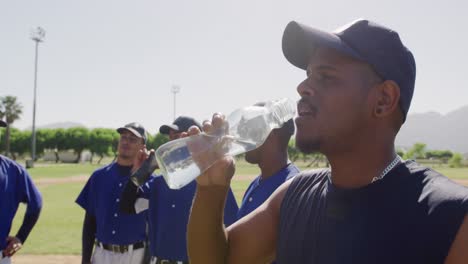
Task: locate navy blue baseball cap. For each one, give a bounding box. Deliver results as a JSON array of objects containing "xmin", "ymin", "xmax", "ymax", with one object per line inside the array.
[
  {"xmin": 117, "ymin": 122, "xmax": 147, "ymax": 143},
  {"xmin": 282, "ymin": 19, "xmax": 416, "ymax": 122},
  {"xmin": 0, "ymin": 120, "xmax": 6, "ymax": 127},
  {"xmin": 159, "ymin": 116, "xmax": 202, "ymax": 134}
]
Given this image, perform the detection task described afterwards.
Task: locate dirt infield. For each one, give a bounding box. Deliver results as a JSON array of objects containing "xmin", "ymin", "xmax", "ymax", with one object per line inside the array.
[
  {"xmin": 34, "ymin": 175, "xmax": 89, "ymax": 186},
  {"xmin": 12, "ymin": 254, "xmax": 81, "ymax": 264},
  {"xmin": 456, "ymin": 179, "xmax": 468, "ymax": 186}
]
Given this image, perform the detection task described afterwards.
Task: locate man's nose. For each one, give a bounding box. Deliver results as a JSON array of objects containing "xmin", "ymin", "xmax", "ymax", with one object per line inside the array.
[{"xmin": 297, "ymin": 78, "xmax": 316, "ymax": 97}]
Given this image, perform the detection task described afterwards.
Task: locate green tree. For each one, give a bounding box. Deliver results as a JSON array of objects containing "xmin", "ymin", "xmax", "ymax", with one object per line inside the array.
[
  {"xmin": 3, "ymin": 128, "xmax": 29, "ymax": 159},
  {"xmin": 50, "ymin": 128, "xmax": 68, "ymax": 163},
  {"xmin": 0, "ymin": 96, "xmax": 23, "ymax": 156},
  {"xmin": 65, "ymin": 127, "xmax": 90, "ymax": 163},
  {"xmin": 146, "ymin": 133, "xmax": 169, "ymax": 151},
  {"xmin": 425, "ymin": 150, "xmax": 453, "ymax": 163},
  {"xmin": 111, "ymin": 132, "xmax": 120, "ymax": 160},
  {"xmin": 288, "ymin": 139, "xmax": 300, "ymax": 162},
  {"xmin": 89, "ymin": 128, "xmax": 118, "ymax": 164},
  {"xmin": 403, "ymin": 142, "xmax": 427, "ymax": 160},
  {"xmin": 36, "ymin": 128, "xmax": 57, "ymax": 158},
  {"xmin": 449, "ymin": 153, "xmax": 463, "ymax": 168},
  {"xmin": 396, "ymin": 148, "xmax": 405, "ymax": 157}
]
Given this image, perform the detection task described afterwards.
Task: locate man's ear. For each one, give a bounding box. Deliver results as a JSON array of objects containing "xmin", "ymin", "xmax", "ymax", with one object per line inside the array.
[{"xmin": 373, "ymin": 80, "xmax": 401, "ymax": 118}]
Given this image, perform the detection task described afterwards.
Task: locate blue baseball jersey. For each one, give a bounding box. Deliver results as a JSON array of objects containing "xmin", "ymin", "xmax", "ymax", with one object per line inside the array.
[
  {"xmin": 0, "ymin": 155, "xmax": 42, "ymax": 250},
  {"xmin": 76, "ymin": 162, "xmax": 147, "ymax": 245},
  {"xmin": 140, "ymin": 176, "xmax": 239, "ymax": 261},
  {"xmin": 237, "ymin": 163, "xmax": 299, "ymax": 220}
]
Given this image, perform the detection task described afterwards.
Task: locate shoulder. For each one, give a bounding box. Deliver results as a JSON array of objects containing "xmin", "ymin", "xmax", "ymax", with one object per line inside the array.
[
  {"xmin": 402, "ymin": 160, "xmax": 468, "ymax": 211},
  {"xmin": 246, "ymin": 175, "xmax": 261, "ymax": 189},
  {"xmin": 280, "ymin": 168, "xmax": 329, "ymax": 206},
  {"xmin": 284, "ymin": 163, "xmax": 301, "ymax": 180},
  {"xmin": 0, "ymin": 155, "xmax": 31, "ymax": 181},
  {"xmin": 0, "ymin": 155, "xmax": 25, "ymax": 173},
  {"xmin": 82, "ymin": 163, "xmax": 115, "ymax": 191},
  {"xmin": 289, "ymin": 168, "xmax": 330, "ymax": 187},
  {"xmin": 89, "ymin": 163, "xmax": 115, "ymax": 179},
  {"xmin": 95, "ymin": 162, "xmax": 115, "ymax": 174}
]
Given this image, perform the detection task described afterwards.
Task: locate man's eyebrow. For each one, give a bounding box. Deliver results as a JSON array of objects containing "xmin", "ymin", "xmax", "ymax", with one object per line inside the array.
[{"xmin": 306, "ymin": 64, "xmax": 338, "ymax": 75}]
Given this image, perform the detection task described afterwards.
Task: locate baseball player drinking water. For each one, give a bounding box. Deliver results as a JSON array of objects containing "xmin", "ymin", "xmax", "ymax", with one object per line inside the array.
[{"xmin": 120, "ymin": 116, "xmax": 239, "ymax": 264}]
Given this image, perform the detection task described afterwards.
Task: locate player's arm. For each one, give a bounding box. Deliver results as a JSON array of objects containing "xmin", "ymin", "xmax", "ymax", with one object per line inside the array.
[
  {"xmin": 81, "ymin": 212, "xmax": 96, "ymax": 264},
  {"xmin": 4, "ymin": 167, "xmax": 43, "ymax": 257},
  {"xmin": 119, "ymin": 182, "xmax": 139, "ymax": 214},
  {"xmin": 223, "ymin": 188, "xmax": 240, "ymax": 227},
  {"xmin": 188, "ymin": 182, "xmax": 231, "ymax": 264},
  {"xmin": 225, "ymin": 179, "xmax": 291, "ymax": 264},
  {"xmin": 15, "ymin": 187, "xmax": 42, "ymax": 243},
  {"xmin": 188, "ymin": 177, "xmax": 291, "ymax": 264},
  {"xmin": 3, "ymin": 209, "xmax": 41, "ymax": 257},
  {"xmin": 120, "ymin": 148, "xmax": 156, "ymax": 214},
  {"xmin": 445, "ymin": 214, "xmax": 468, "ymax": 264}
]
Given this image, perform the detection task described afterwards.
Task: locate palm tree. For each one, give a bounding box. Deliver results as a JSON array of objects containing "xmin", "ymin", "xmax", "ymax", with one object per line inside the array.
[{"xmin": 0, "ymin": 96, "xmax": 23, "ymax": 157}]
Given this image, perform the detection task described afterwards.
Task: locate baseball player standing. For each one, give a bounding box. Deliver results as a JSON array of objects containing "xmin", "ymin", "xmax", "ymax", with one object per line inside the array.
[
  {"xmin": 0, "ymin": 120, "xmax": 42, "ymax": 264},
  {"xmin": 76, "ymin": 122, "xmax": 150, "ymax": 264},
  {"xmin": 121, "ymin": 116, "xmax": 239, "ymax": 264}
]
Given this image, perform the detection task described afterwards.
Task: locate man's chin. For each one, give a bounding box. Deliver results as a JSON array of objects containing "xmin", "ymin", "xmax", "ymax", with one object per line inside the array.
[
  {"xmin": 118, "ymin": 153, "xmax": 132, "ymax": 161},
  {"xmin": 296, "ymin": 139, "xmax": 320, "ymax": 154}
]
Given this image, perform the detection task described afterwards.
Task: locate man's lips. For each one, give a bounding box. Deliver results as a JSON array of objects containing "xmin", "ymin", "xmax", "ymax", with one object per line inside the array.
[{"xmin": 297, "ymin": 99, "xmax": 317, "ymax": 117}]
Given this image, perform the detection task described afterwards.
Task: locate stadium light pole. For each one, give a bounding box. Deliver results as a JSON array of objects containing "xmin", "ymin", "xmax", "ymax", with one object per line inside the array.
[
  {"xmin": 30, "ymin": 27, "xmax": 45, "ymax": 163},
  {"xmin": 171, "ymin": 85, "xmax": 180, "ymax": 121}
]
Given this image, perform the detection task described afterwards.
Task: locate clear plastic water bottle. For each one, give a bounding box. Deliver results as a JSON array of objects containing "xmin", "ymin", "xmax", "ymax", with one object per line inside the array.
[{"xmin": 155, "ymin": 98, "xmax": 296, "ymax": 189}]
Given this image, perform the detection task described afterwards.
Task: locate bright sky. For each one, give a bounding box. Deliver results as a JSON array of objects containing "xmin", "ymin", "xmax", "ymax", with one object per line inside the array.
[{"xmin": 1, "ymin": 0, "xmax": 467, "ymax": 134}]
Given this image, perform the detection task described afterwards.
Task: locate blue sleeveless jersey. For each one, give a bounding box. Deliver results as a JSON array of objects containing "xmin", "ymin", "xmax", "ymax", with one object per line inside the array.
[{"xmin": 277, "ymin": 160, "xmax": 468, "ymax": 264}]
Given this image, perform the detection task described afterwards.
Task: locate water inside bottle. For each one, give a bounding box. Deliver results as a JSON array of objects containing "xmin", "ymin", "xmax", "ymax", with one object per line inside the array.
[{"xmin": 156, "ymin": 133, "xmax": 257, "ymax": 189}]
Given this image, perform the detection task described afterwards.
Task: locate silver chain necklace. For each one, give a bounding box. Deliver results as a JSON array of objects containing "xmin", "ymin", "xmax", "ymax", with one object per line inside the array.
[{"xmin": 371, "ymin": 155, "xmax": 402, "ymax": 183}]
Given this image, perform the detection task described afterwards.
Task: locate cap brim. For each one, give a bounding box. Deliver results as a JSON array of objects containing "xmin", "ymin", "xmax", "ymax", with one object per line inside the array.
[
  {"xmin": 282, "ymin": 21, "xmax": 362, "ymax": 70},
  {"xmin": 159, "ymin": 124, "xmax": 179, "ymax": 135},
  {"xmin": 117, "ymin": 127, "xmax": 143, "ymax": 138},
  {"xmin": 0, "ymin": 120, "xmax": 6, "ymax": 127}
]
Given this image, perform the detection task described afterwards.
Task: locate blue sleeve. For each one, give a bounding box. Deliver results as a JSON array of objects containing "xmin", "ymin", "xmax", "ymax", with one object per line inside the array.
[
  {"xmin": 223, "ymin": 188, "xmax": 239, "ymax": 227},
  {"xmin": 16, "ymin": 166, "xmax": 42, "ymax": 215},
  {"xmin": 15, "ymin": 210, "xmax": 41, "ymax": 243},
  {"xmin": 76, "ymin": 174, "xmax": 95, "ymax": 216}
]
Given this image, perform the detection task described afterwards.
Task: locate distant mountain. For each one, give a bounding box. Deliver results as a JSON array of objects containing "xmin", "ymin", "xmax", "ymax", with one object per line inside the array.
[{"xmin": 396, "ymin": 105, "xmax": 468, "ymax": 153}]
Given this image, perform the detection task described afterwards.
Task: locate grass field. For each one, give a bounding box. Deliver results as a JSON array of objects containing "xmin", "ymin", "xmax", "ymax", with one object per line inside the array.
[
  {"xmin": 11, "ymin": 183, "xmax": 85, "ymax": 254},
  {"xmin": 10, "ymin": 160, "xmax": 468, "ymax": 255}
]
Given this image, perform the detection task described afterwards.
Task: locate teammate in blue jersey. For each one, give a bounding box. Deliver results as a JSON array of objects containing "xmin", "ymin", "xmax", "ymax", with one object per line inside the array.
[
  {"xmin": 76, "ymin": 122, "xmax": 150, "ymax": 264},
  {"xmin": 186, "ymin": 19, "xmax": 468, "ymax": 264},
  {"xmin": 0, "ymin": 120, "xmax": 42, "ymax": 264},
  {"xmin": 121, "ymin": 116, "xmax": 239, "ymax": 264},
  {"xmin": 237, "ymin": 108, "xmax": 299, "ymax": 221}
]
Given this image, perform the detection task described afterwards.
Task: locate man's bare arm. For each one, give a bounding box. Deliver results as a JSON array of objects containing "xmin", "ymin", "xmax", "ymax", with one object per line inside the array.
[
  {"xmin": 188, "ymin": 170, "xmax": 292, "ymax": 264},
  {"xmin": 445, "ymin": 214, "xmax": 468, "ymax": 264},
  {"xmin": 225, "ymin": 179, "xmax": 292, "ymax": 264},
  {"xmin": 188, "ymin": 183, "xmax": 231, "ymax": 264}
]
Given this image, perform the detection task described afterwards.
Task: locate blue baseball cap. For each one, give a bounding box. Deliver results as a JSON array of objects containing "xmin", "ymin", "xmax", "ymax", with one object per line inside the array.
[
  {"xmin": 117, "ymin": 122, "xmax": 147, "ymax": 143},
  {"xmin": 282, "ymin": 19, "xmax": 416, "ymax": 122},
  {"xmin": 159, "ymin": 116, "xmax": 202, "ymax": 134}
]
